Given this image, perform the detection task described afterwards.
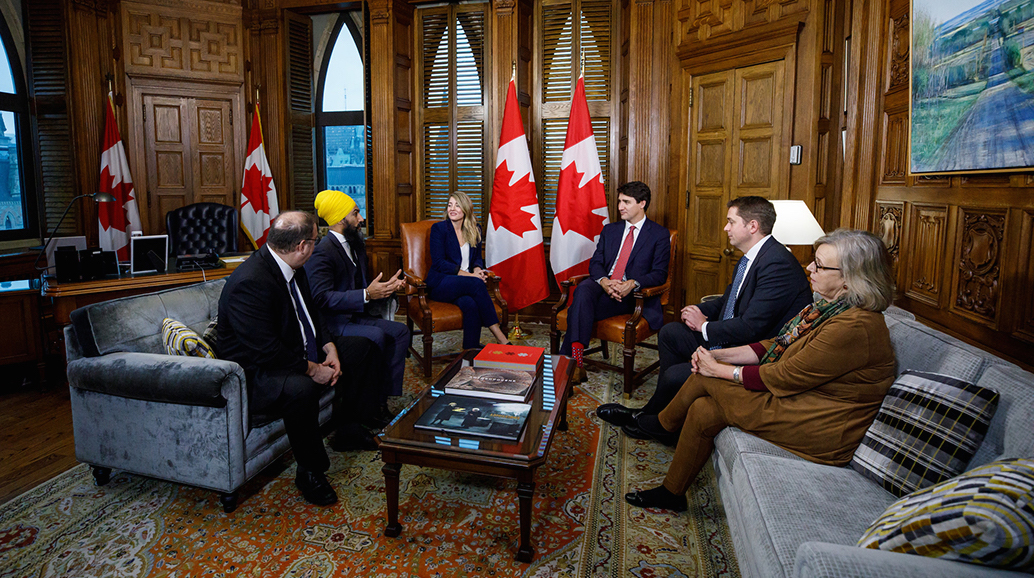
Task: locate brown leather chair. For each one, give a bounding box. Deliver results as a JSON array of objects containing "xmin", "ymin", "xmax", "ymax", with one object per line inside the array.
[
  {"xmin": 400, "ymin": 220, "xmax": 508, "ymax": 377},
  {"xmin": 549, "ymin": 229, "xmax": 678, "ymax": 397}
]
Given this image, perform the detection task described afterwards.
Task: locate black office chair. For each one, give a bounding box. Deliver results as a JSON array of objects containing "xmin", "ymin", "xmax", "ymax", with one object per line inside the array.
[{"xmin": 165, "ymin": 202, "xmax": 239, "ymax": 257}]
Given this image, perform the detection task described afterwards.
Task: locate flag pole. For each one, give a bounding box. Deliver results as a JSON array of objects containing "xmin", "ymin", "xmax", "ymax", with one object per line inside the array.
[{"xmin": 505, "ymin": 58, "xmax": 529, "ymax": 343}]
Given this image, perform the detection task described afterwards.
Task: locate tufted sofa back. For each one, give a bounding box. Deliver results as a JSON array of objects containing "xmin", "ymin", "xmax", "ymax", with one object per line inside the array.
[{"xmin": 166, "ymin": 202, "xmax": 238, "ymax": 256}]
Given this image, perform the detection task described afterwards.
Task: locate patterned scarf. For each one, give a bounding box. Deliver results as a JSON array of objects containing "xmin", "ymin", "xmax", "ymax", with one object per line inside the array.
[{"xmin": 758, "ymin": 298, "xmax": 852, "ymax": 365}]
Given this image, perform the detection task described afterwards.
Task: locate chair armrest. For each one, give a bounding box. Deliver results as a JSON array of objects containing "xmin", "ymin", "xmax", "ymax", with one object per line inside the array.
[
  {"xmin": 638, "ymin": 282, "xmax": 669, "ymax": 299},
  {"xmin": 67, "ymin": 352, "xmax": 246, "ymax": 408},
  {"xmin": 793, "ymin": 542, "xmax": 1027, "ymax": 578},
  {"xmin": 560, "ymin": 274, "xmax": 591, "ymax": 288},
  {"xmin": 485, "ymin": 272, "xmax": 509, "ymax": 327},
  {"xmin": 404, "ymin": 276, "xmax": 427, "ymax": 296}
]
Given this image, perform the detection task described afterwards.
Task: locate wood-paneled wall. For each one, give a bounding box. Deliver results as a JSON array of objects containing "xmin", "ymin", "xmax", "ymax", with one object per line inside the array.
[{"xmin": 844, "ymin": 0, "xmax": 1034, "ymax": 366}]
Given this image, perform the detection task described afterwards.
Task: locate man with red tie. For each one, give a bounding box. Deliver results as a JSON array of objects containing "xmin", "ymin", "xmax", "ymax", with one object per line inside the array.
[{"xmin": 559, "ymin": 181, "xmax": 671, "ymax": 382}]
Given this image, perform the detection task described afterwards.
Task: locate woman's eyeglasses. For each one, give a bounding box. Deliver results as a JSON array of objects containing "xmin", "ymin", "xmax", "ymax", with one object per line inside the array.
[{"xmin": 813, "ymin": 262, "xmax": 841, "ymax": 272}]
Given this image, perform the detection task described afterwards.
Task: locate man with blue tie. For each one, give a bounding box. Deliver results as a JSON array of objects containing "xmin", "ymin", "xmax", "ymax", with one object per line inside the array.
[
  {"xmin": 217, "ymin": 211, "xmax": 382, "ymax": 507},
  {"xmin": 596, "ymin": 196, "xmax": 812, "ymax": 438},
  {"xmin": 559, "ymin": 181, "xmax": 671, "ymax": 383},
  {"xmin": 306, "ymin": 190, "xmax": 409, "ymax": 423}
]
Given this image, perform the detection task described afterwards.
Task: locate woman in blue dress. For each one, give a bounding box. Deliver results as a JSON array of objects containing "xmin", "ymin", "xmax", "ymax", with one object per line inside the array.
[{"xmin": 426, "ymin": 192, "xmax": 510, "ymax": 349}]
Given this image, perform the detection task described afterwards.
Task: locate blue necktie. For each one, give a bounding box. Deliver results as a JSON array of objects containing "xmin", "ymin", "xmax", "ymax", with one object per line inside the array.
[
  {"xmin": 289, "ymin": 277, "xmax": 318, "ymax": 362},
  {"xmin": 710, "ymin": 257, "xmax": 749, "ymax": 350}
]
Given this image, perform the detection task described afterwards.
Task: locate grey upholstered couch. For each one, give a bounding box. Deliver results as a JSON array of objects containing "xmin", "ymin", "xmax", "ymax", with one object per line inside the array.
[
  {"xmin": 64, "ymin": 278, "xmax": 335, "ymax": 513},
  {"xmin": 716, "ymin": 306, "xmax": 1034, "ymax": 578}
]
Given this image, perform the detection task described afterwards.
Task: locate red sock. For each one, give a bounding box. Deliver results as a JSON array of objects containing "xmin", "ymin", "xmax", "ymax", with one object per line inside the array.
[{"xmin": 572, "ymin": 342, "xmax": 584, "ymax": 368}]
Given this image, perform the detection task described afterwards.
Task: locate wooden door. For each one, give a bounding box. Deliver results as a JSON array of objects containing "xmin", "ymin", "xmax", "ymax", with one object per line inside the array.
[
  {"xmin": 685, "ymin": 60, "xmax": 786, "ymax": 304},
  {"xmin": 142, "ymin": 95, "xmax": 236, "ymax": 232}
]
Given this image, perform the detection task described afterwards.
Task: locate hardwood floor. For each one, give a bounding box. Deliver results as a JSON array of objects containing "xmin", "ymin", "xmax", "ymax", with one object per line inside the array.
[{"xmin": 0, "ymin": 384, "xmax": 78, "ymax": 505}]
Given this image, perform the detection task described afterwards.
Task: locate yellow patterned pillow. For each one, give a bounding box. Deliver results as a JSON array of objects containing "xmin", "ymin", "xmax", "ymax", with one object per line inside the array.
[{"xmin": 161, "ymin": 318, "xmax": 216, "ymax": 359}]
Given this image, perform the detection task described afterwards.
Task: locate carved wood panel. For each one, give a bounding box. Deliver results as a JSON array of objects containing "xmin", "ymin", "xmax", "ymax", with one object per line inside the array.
[
  {"xmin": 881, "ymin": 110, "xmax": 906, "ymax": 184},
  {"xmin": 1013, "ymin": 209, "xmax": 1034, "ymax": 344},
  {"xmin": 122, "ymin": 1, "xmax": 242, "ymax": 82},
  {"xmin": 732, "ymin": 61, "xmax": 783, "ymax": 198},
  {"xmin": 887, "ymin": 12, "xmax": 908, "ymax": 92},
  {"xmin": 874, "ymin": 200, "xmax": 903, "ymax": 266},
  {"xmin": 903, "ymin": 203, "xmax": 948, "ymax": 307},
  {"xmin": 950, "ymin": 209, "xmax": 1005, "ymax": 327}
]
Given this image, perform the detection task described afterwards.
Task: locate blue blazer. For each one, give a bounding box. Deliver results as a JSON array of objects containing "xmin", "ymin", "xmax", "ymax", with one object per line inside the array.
[
  {"xmin": 696, "ymin": 237, "xmax": 812, "ymax": 346},
  {"xmin": 426, "ymin": 219, "xmax": 485, "ymax": 290},
  {"xmin": 588, "ymin": 218, "xmax": 671, "ymax": 329},
  {"xmin": 304, "ymin": 233, "xmax": 369, "ymax": 336}
]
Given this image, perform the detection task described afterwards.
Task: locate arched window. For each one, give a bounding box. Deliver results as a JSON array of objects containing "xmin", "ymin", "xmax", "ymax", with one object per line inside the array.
[
  {"xmin": 316, "ymin": 14, "xmax": 367, "ymax": 222},
  {"xmin": 0, "ymin": 12, "xmax": 37, "ymax": 241}
]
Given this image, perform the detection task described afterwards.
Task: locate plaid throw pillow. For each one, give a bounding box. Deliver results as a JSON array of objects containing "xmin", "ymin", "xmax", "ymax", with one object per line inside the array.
[
  {"xmin": 850, "ymin": 370, "xmax": 998, "ymax": 497},
  {"xmin": 858, "ymin": 458, "xmax": 1034, "ymax": 571},
  {"xmin": 202, "ymin": 316, "xmax": 218, "ymax": 349},
  {"xmin": 161, "ymin": 318, "xmax": 215, "ymax": 359}
]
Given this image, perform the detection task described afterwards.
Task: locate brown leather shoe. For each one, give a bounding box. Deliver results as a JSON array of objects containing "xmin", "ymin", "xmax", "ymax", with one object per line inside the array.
[{"xmin": 572, "ymin": 365, "xmax": 587, "ymax": 384}]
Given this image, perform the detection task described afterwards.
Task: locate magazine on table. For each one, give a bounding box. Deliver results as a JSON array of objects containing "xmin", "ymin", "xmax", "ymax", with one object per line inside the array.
[
  {"xmin": 443, "ymin": 366, "xmax": 536, "ymax": 402},
  {"xmin": 414, "ymin": 394, "xmax": 531, "ymax": 441}
]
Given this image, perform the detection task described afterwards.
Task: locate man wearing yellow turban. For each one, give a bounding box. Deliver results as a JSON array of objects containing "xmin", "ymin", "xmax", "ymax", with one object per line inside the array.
[{"xmin": 305, "ymin": 190, "xmax": 409, "ymax": 435}]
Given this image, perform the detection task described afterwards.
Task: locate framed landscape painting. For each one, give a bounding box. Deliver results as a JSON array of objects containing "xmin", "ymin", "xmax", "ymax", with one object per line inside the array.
[{"xmin": 911, "ymin": 0, "xmax": 1034, "ymax": 174}]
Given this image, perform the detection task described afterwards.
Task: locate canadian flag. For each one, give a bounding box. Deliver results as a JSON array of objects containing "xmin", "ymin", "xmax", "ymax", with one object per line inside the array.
[
  {"xmin": 98, "ymin": 92, "xmax": 142, "ymax": 261},
  {"xmin": 240, "ymin": 104, "xmax": 279, "ymax": 248},
  {"xmin": 486, "ymin": 79, "xmax": 549, "ymax": 311},
  {"xmin": 550, "ymin": 75, "xmax": 609, "ymax": 286}
]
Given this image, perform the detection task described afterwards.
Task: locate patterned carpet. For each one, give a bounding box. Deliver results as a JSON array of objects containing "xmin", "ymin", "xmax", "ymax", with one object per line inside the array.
[{"xmin": 0, "ymin": 325, "xmax": 739, "ymax": 577}]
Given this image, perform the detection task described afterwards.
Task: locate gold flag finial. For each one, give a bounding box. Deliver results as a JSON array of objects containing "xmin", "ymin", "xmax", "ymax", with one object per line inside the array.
[{"xmin": 511, "ymin": 60, "xmax": 516, "ymax": 82}]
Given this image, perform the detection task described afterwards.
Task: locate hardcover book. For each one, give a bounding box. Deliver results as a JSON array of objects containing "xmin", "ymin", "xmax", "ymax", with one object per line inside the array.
[
  {"xmin": 473, "ymin": 343, "xmax": 545, "ymax": 372},
  {"xmin": 414, "ymin": 394, "xmax": 531, "ymax": 441},
  {"xmin": 443, "ymin": 366, "xmax": 535, "ymax": 402}
]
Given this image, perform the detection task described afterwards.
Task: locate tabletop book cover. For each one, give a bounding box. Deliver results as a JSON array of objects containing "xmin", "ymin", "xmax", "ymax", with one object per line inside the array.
[
  {"xmin": 443, "ymin": 366, "xmax": 536, "ymax": 402},
  {"xmin": 415, "ymin": 394, "xmax": 531, "ymax": 441},
  {"xmin": 473, "ymin": 343, "xmax": 545, "ymax": 372}
]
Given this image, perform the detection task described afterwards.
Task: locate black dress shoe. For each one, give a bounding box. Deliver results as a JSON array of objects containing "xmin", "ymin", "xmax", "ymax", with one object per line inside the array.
[
  {"xmin": 624, "ymin": 486, "xmax": 687, "ymax": 512},
  {"xmin": 625, "ymin": 414, "xmax": 679, "ymax": 446},
  {"xmin": 295, "ymin": 469, "xmax": 338, "ymax": 506},
  {"xmin": 596, "ymin": 403, "xmax": 638, "ymax": 428},
  {"xmin": 329, "ymin": 425, "xmax": 380, "ymax": 452}
]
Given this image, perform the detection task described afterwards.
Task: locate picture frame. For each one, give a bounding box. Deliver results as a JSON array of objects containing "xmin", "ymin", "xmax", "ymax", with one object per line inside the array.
[{"xmin": 909, "ymin": 0, "xmax": 1034, "ymax": 175}]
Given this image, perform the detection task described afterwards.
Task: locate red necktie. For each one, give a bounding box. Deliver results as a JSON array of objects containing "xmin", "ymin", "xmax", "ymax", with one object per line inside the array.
[{"xmin": 610, "ymin": 225, "xmax": 636, "ymax": 281}]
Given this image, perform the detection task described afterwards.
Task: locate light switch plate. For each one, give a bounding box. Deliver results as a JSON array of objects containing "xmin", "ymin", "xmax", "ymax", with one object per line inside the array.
[{"xmin": 789, "ymin": 145, "xmax": 802, "ymax": 165}]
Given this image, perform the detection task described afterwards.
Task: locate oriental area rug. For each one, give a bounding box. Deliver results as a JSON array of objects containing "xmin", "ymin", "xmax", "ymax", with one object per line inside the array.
[{"xmin": 0, "ymin": 326, "xmax": 739, "ymax": 578}]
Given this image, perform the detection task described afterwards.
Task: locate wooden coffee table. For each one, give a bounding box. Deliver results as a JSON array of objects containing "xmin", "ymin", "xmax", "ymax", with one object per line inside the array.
[{"xmin": 377, "ymin": 350, "xmax": 573, "ymax": 562}]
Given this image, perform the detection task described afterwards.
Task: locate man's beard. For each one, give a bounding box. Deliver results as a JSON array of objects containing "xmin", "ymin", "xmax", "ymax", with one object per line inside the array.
[{"xmin": 342, "ymin": 222, "xmax": 366, "ymax": 250}]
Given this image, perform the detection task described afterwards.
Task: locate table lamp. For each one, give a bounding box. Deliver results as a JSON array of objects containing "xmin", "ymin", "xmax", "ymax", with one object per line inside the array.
[
  {"xmin": 770, "ymin": 200, "xmax": 825, "ymax": 246},
  {"xmin": 34, "ymin": 191, "xmax": 117, "ymax": 275}
]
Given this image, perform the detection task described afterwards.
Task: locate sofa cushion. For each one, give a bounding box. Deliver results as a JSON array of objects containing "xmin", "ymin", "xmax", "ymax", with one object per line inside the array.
[
  {"xmin": 850, "ymin": 371, "xmax": 999, "ymax": 498},
  {"xmin": 714, "ymin": 426, "xmax": 805, "ymax": 475},
  {"xmin": 858, "ymin": 458, "xmax": 1034, "ymax": 572},
  {"xmin": 732, "ymin": 453, "xmax": 897, "ymax": 578},
  {"xmin": 970, "ymin": 362, "xmax": 1034, "ymax": 469},
  {"xmin": 162, "ymin": 318, "xmax": 215, "ymax": 358},
  {"xmin": 887, "ymin": 319, "xmax": 986, "ymax": 380}
]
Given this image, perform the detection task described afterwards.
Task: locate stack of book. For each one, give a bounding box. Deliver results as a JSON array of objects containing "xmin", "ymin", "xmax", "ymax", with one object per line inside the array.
[{"xmin": 414, "ymin": 344, "xmax": 547, "ymax": 441}]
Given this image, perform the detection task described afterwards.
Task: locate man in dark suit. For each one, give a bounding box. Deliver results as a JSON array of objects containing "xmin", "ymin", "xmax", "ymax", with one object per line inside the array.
[
  {"xmin": 217, "ymin": 211, "xmax": 381, "ymax": 507},
  {"xmin": 596, "ymin": 196, "xmax": 812, "ymax": 437},
  {"xmin": 559, "ymin": 181, "xmax": 671, "ymax": 383},
  {"xmin": 306, "ymin": 189, "xmax": 408, "ymax": 414}
]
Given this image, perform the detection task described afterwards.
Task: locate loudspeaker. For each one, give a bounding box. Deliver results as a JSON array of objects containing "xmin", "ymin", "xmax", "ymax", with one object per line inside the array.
[{"xmin": 55, "ymin": 246, "xmax": 81, "ymax": 282}]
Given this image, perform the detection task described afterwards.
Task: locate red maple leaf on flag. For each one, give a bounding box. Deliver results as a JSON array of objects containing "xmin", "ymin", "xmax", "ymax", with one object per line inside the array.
[
  {"xmin": 554, "ymin": 163, "xmax": 608, "ymax": 239},
  {"xmin": 241, "ymin": 163, "xmax": 274, "ymax": 213},
  {"xmin": 97, "ymin": 168, "xmax": 135, "ymax": 231},
  {"xmin": 489, "ymin": 160, "xmax": 538, "ymax": 237}
]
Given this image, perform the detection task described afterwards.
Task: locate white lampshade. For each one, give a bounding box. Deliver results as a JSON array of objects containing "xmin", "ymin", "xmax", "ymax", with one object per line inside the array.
[{"xmin": 770, "ymin": 200, "xmax": 825, "ymax": 246}]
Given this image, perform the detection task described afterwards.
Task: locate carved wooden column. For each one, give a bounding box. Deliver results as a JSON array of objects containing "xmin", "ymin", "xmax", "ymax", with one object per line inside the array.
[
  {"xmin": 624, "ymin": 0, "xmax": 673, "ymax": 223},
  {"xmin": 488, "ymin": 0, "xmax": 532, "ymax": 160},
  {"xmin": 67, "ymin": 0, "xmax": 112, "ymax": 239},
  {"xmin": 367, "ymin": 0, "xmax": 413, "ymax": 275},
  {"xmin": 245, "ymin": 6, "xmax": 287, "ymax": 211}
]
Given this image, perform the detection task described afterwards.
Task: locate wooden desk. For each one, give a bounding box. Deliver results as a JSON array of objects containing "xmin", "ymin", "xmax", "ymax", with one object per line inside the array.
[
  {"xmin": 0, "ymin": 279, "xmax": 45, "ymax": 385},
  {"xmin": 42, "ymin": 267, "xmax": 235, "ymax": 325}
]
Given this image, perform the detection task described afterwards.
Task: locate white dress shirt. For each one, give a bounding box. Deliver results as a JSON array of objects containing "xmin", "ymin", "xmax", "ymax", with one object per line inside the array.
[
  {"xmin": 270, "ymin": 249, "xmax": 318, "ymax": 352},
  {"xmin": 601, "ymin": 215, "xmax": 646, "ymax": 282},
  {"xmin": 701, "ymin": 235, "xmax": 772, "ymax": 341}
]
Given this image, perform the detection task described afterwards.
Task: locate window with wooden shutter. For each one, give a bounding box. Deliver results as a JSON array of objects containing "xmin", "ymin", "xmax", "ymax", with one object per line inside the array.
[
  {"xmin": 538, "ymin": 0, "xmax": 614, "ymax": 233},
  {"xmin": 417, "ymin": 3, "xmax": 488, "ymax": 223},
  {"xmin": 285, "ymin": 11, "xmax": 315, "ymax": 212}
]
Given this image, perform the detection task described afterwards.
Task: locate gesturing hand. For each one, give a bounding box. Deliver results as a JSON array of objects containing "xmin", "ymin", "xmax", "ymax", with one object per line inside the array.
[{"xmin": 367, "ymin": 269, "xmax": 406, "ymax": 300}]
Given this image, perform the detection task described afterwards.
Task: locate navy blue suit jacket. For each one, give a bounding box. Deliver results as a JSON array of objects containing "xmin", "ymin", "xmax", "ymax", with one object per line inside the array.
[
  {"xmin": 426, "ymin": 219, "xmax": 485, "ymax": 290},
  {"xmin": 304, "ymin": 233, "xmax": 370, "ymax": 336},
  {"xmin": 696, "ymin": 237, "xmax": 812, "ymax": 346},
  {"xmin": 588, "ymin": 218, "xmax": 671, "ymax": 329},
  {"xmin": 217, "ymin": 245, "xmax": 331, "ymax": 383}
]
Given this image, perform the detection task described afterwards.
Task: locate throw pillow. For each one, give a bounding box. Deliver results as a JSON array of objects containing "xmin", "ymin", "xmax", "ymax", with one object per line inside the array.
[
  {"xmin": 161, "ymin": 318, "xmax": 215, "ymax": 359},
  {"xmin": 858, "ymin": 458, "xmax": 1034, "ymax": 571},
  {"xmin": 202, "ymin": 316, "xmax": 218, "ymax": 349},
  {"xmin": 850, "ymin": 370, "xmax": 998, "ymax": 497}
]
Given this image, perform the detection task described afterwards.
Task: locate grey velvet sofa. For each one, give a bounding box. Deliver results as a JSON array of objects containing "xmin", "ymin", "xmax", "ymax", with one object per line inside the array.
[
  {"xmin": 64, "ymin": 278, "xmax": 335, "ymax": 513},
  {"xmin": 716, "ymin": 306, "xmax": 1034, "ymax": 578}
]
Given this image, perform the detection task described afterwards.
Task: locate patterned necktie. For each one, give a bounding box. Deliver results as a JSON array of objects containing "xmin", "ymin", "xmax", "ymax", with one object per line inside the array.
[
  {"xmin": 289, "ymin": 277, "xmax": 318, "ymax": 362},
  {"xmin": 721, "ymin": 256, "xmax": 749, "ymax": 321},
  {"xmin": 609, "ymin": 225, "xmax": 636, "ymax": 281}
]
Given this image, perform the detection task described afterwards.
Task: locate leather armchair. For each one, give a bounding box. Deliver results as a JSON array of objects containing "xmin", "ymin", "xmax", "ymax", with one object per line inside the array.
[
  {"xmin": 400, "ymin": 220, "xmax": 508, "ymax": 377},
  {"xmin": 166, "ymin": 202, "xmax": 239, "ymax": 256},
  {"xmin": 550, "ymin": 229, "xmax": 678, "ymax": 397}
]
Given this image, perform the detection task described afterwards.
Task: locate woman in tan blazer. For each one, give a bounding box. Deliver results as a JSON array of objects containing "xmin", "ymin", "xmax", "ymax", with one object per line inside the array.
[{"xmin": 625, "ymin": 229, "xmax": 897, "ymax": 512}]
